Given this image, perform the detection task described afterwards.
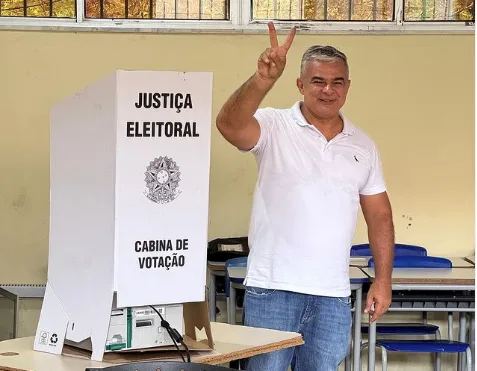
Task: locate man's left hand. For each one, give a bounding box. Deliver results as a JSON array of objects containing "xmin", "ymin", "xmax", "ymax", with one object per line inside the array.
[{"xmin": 364, "ymin": 280, "xmax": 392, "ymax": 322}]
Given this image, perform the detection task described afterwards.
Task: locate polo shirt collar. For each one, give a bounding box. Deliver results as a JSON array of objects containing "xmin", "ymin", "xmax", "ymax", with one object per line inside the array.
[{"xmin": 291, "ymin": 101, "xmax": 356, "ymax": 136}]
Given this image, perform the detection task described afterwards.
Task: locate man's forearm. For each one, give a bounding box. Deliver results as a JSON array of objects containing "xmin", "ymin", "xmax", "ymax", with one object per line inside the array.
[
  {"xmin": 216, "ymin": 72, "xmax": 275, "ymax": 130},
  {"xmin": 368, "ymin": 214, "xmax": 395, "ymax": 282}
]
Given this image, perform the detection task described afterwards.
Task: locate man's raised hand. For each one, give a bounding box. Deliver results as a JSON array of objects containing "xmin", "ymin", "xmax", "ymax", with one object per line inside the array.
[{"xmin": 257, "ymin": 22, "xmax": 296, "ymax": 82}]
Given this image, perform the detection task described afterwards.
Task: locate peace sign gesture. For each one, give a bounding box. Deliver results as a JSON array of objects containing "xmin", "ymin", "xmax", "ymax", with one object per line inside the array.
[{"xmin": 257, "ymin": 22, "xmax": 297, "ymax": 82}]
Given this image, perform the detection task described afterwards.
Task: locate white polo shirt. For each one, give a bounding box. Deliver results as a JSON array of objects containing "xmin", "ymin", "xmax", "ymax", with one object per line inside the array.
[{"xmin": 243, "ymin": 101, "xmax": 387, "ymax": 297}]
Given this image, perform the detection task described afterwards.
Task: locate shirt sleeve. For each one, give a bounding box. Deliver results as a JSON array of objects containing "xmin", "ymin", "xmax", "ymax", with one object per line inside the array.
[
  {"xmin": 241, "ymin": 107, "xmax": 276, "ymax": 156},
  {"xmin": 359, "ymin": 142, "xmax": 387, "ymax": 196}
]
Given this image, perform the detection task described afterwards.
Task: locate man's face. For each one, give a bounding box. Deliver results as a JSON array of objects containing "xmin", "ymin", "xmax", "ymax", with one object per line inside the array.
[{"xmin": 296, "ymin": 60, "xmax": 351, "ymax": 121}]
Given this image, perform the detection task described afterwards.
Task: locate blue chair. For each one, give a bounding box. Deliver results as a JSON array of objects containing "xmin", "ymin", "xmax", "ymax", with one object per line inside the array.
[
  {"xmin": 359, "ymin": 322, "xmax": 443, "ymax": 368},
  {"xmin": 369, "ymin": 255, "xmax": 457, "ymax": 341},
  {"xmin": 364, "ymin": 255, "xmax": 472, "ymax": 371},
  {"xmin": 368, "ymin": 255, "xmax": 452, "ymax": 268},
  {"xmin": 354, "ymin": 248, "xmax": 440, "ymax": 355},
  {"xmin": 225, "ymin": 257, "xmax": 247, "ymax": 324},
  {"xmin": 378, "ymin": 340, "xmax": 472, "ymax": 371},
  {"xmin": 361, "ymin": 323, "xmax": 441, "ymax": 338},
  {"xmin": 351, "ymin": 243, "xmax": 427, "ymax": 257}
]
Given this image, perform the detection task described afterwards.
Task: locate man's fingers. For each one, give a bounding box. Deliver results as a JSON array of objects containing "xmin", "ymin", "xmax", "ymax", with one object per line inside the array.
[
  {"xmin": 268, "ymin": 22, "xmax": 279, "ymax": 48},
  {"xmin": 268, "ymin": 51, "xmax": 281, "ymax": 65},
  {"xmin": 259, "ymin": 49, "xmax": 272, "ymax": 64},
  {"xmin": 282, "ymin": 26, "xmax": 297, "ymax": 50},
  {"xmin": 364, "ymin": 296, "xmax": 374, "ymax": 314},
  {"xmin": 260, "ymin": 49, "xmax": 283, "ymax": 67},
  {"xmin": 370, "ymin": 307, "xmax": 378, "ymax": 322},
  {"xmin": 370, "ymin": 305, "xmax": 385, "ymax": 323}
]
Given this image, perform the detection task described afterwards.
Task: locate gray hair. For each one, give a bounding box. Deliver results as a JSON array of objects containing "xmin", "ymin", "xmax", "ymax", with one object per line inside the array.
[{"xmin": 300, "ymin": 45, "xmax": 349, "ymax": 76}]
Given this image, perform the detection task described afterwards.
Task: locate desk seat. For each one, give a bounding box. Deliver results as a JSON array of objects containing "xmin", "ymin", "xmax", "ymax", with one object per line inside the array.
[
  {"xmin": 361, "ymin": 323, "xmax": 439, "ymax": 335},
  {"xmin": 377, "ymin": 339, "xmax": 469, "ymax": 353}
]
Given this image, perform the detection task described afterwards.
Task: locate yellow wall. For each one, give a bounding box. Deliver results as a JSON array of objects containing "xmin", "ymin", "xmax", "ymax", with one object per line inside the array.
[
  {"xmin": 0, "ymin": 30, "xmax": 474, "ymax": 362},
  {"xmin": 1, "ymin": 30, "xmax": 474, "ymax": 274}
]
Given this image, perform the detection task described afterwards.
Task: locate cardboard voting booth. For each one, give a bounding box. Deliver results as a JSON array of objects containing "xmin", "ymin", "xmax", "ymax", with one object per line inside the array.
[{"xmin": 33, "ymin": 70, "xmax": 213, "ymax": 361}]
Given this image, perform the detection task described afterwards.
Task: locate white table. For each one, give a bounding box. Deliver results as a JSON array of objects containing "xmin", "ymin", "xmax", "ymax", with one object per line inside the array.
[
  {"xmin": 349, "ymin": 256, "xmax": 370, "ymax": 267},
  {"xmin": 226, "ymin": 265, "xmax": 370, "ymax": 371},
  {"xmin": 361, "ymin": 267, "xmax": 475, "ymax": 371},
  {"xmin": 211, "ymin": 256, "xmax": 472, "ymax": 321},
  {"xmin": 0, "ymin": 322, "xmax": 304, "ymax": 370},
  {"xmin": 447, "ymin": 257, "xmax": 475, "ymax": 268},
  {"xmin": 349, "ymin": 256, "xmax": 474, "ymax": 268}
]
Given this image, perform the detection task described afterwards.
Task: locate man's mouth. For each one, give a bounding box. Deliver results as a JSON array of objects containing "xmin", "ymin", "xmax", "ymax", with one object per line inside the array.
[{"xmin": 319, "ymin": 98, "xmax": 335, "ymax": 103}]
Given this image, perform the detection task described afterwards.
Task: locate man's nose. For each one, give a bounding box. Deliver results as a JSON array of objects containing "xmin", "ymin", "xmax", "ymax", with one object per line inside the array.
[{"xmin": 322, "ymin": 83, "xmax": 332, "ymax": 92}]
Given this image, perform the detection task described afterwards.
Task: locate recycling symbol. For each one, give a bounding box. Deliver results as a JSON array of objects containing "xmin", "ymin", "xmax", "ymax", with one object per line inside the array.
[{"xmin": 50, "ymin": 334, "xmax": 58, "ymax": 344}]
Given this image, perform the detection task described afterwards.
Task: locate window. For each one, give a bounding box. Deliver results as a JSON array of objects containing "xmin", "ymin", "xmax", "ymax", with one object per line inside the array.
[
  {"xmin": 0, "ymin": 0, "xmax": 75, "ymax": 17},
  {"xmin": 251, "ymin": 0, "xmax": 474, "ymax": 21},
  {"xmin": 404, "ymin": 0, "xmax": 474, "ymax": 21},
  {"xmin": 0, "ymin": 0, "xmax": 474, "ymax": 31},
  {"xmin": 84, "ymin": 0, "xmax": 228, "ymax": 19},
  {"xmin": 252, "ymin": 0, "xmax": 394, "ymax": 21},
  {"xmin": 0, "ymin": 0, "xmax": 229, "ymax": 18}
]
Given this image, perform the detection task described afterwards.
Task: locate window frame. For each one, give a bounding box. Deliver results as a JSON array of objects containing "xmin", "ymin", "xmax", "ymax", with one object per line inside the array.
[{"xmin": 0, "ymin": 0, "xmax": 473, "ymax": 33}]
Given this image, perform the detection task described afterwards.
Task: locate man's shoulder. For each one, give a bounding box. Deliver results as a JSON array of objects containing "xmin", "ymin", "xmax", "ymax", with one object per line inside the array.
[
  {"xmin": 344, "ymin": 118, "xmax": 378, "ymax": 149},
  {"xmin": 254, "ymin": 105, "xmax": 295, "ymax": 128},
  {"xmin": 353, "ymin": 126, "xmax": 376, "ymax": 144},
  {"xmin": 256, "ymin": 105, "xmax": 294, "ymax": 116}
]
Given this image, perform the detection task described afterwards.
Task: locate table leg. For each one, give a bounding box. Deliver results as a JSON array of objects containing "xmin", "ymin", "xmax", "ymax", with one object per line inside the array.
[
  {"xmin": 368, "ymin": 318, "xmax": 376, "ymax": 371},
  {"xmin": 471, "ymin": 313, "xmax": 475, "ymax": 371},
  {"xmin": 208, "ymin": 270, "xmax": 216, "ymax": 322},
  {"xmin": 458, "ymin": 312, "xmax": 467, "ymax": 371},
  {"xmin": 13, "ymin": 296, "xmax": 20, "ymax": 338},
  {"xmin": 229, "ymin": 283, "xmax": 236, "ymax": 325},
  {"xmin": 353, "ymin": 286, "xmax": 363, "ymax": 371},
  {"xmin": 448, "ymin": 312, "xmax": 454, "ymax": 340}
]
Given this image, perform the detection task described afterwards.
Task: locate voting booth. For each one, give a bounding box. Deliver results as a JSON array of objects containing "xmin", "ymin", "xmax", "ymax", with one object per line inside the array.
[{"xmin": 33, "ymin": 70, "xmax": 213, "ymax": 361}]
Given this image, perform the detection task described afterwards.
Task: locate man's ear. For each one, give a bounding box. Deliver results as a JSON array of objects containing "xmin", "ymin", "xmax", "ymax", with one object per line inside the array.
[
  {"xmin": 296, "ymin": 78, "xmax": 304, "ymax": 95},
  {"xmin": 345, "ymin": 79, "xmax": 351, "ymax": 93}
]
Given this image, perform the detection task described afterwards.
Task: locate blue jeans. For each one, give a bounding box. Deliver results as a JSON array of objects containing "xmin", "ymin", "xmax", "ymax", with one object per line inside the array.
[{"xmin": 240, "ymin": 286, "xmax": 352, "ymax": 371}]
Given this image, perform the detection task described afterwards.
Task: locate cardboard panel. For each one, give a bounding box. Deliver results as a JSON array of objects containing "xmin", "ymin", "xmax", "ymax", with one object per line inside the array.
[
  {"xmin": 34, "ymin": 72, "xmax": 118, "ymax": 361},
  {"xmin": 114, "ymin": 71, "xmax": 213, "ymax": 308}
]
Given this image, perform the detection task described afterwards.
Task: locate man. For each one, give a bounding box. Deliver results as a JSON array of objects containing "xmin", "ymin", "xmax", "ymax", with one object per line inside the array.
[{"xmin": 216, "ymin": 22, "xmax": 394, "ymax": 371}]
